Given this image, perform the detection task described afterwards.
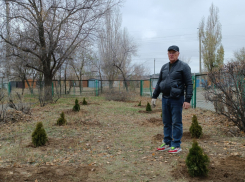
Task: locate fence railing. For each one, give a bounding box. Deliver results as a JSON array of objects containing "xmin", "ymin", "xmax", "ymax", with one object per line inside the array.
[{"xmin": 1, "ymin": 76, "xmax": 220, "ymax": 112}]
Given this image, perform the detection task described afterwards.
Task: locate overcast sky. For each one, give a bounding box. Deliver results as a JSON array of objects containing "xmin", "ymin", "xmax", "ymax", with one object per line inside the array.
[{"xmin": 120, "ymin": 0, "xmax": 245, "ymax": 74}]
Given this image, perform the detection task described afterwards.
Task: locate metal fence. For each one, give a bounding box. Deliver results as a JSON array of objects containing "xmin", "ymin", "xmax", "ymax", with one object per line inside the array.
[
  {"xmin": 142, "ymin": 75, "xmax": 218, "ymax": 112},
  {"xmin": 5, "ymin": 80, "xmax": 145, "ymax": 97},
  {"xmin": 1, "ymin": 76, "xmax": 221, "ymax": 112}
]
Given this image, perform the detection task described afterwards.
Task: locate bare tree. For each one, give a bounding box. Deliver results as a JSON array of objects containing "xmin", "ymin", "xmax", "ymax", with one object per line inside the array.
[
  {"xmin": 199, "ymin": 3, "xmax": 224, "ymax": 72},
  {"xmin": 98, "ymin": 9, "xmax": 137, "ymax": 90},
  {"xmin": 0, "ymin": 0, "xmax": 121, "ymax": 101},
  {"xmin": 204, "ymin": 58, "xmax": 245, "ymax": 132},
  {"xmin": 130, "ymin": 63, "xmax": 149, "ymax": 80}
]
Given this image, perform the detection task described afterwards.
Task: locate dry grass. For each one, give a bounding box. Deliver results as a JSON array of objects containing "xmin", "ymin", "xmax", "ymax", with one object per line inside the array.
[{"xmin": 0, "ymin": 96, "xmax": 245, "ymax": 181}]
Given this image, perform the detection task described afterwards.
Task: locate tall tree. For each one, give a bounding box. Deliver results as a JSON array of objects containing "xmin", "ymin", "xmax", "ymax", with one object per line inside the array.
[
  {"xmin": 0, "ymin": 0, "xmax": 121, "ymax": 100},
  {"xmin": 199, "ymin": 3, "xmax": 224, "ymax": 72},
  {"xmin": 98, "ymin": 9, "xmax": 137, "ymax": 89}
]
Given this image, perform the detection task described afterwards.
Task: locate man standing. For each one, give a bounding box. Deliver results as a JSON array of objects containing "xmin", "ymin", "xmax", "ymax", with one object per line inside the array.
[{"xmin": 151, "ymin": 45, "xmax": 193, "ymax": 154}]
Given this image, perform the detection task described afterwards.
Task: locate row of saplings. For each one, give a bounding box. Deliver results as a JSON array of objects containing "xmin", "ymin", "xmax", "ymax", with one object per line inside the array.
[
  {"xmin": 160, "ymin": 112, "xmax": 209, "ymax": 177},
  {"xmin": 187, "ymin": 115, "xmax": 209, "ymax": 177},
  {"xmin": 32, "ymin": 100, "xmax": 207, "ymax": 178},
  {"xmin": 31, "ymin": 98, "xmax": 88, "ymax": 147}
]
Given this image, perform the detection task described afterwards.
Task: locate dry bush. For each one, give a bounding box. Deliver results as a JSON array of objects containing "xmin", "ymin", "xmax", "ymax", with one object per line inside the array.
[
  {"xmin": 104, "ymin": 89, "xmax": 132, "ymax": 101},
  {"xmin": 8, "ymin": 93, "xmax": 31, "ymax": 114},
  {"xmin": 204, "ymin": 60, "xmax": 245, "ymax": 132}
]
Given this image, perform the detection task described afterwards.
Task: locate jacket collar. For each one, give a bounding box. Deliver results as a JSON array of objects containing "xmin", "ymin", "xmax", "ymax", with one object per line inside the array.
[{"xmin": 169, "ymin": 59, "xmax": 179, "ymax": 65}]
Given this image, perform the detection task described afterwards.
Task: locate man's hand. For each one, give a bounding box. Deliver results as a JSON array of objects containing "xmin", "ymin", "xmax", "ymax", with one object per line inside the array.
[
  {"xmin": 183, "ymin": 102, "xmax": 191, "ymax": 109},
  {"xmin": 151, "ymin": 99, "xmax": 156, "ymax": 108}
]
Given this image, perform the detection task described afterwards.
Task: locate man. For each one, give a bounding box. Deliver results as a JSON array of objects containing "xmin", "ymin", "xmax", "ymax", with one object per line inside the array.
[{"xmin": 151, "ymin": 45, "xmax": 193, "ymax": 154}]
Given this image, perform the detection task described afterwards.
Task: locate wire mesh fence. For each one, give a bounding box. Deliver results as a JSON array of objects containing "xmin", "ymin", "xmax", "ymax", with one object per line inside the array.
[
  {"xmin": 1, "ymin": 75, "xmax": 223, "ymax": 113},
  {"xmin": 193, "ymin": 74, "xmax": 216, "ymax": 111}
]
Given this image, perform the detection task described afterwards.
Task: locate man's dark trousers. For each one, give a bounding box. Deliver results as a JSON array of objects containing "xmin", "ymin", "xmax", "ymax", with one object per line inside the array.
[{"xmin": 162, "ymin": 96, "xmax": 184, "ymax": 148}]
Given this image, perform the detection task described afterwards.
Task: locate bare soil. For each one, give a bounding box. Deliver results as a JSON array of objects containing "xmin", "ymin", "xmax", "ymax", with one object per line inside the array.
[
  {"xmin": 141, "ymin": 117, "xmax": 163, "ymax": 127},
  {"xmin": 0, "ymin": 165, "xmax": 92, "ymax": 182},
  {"xmin": 172, "ymin": 155, "xmax": 245, "ymax": 182}
]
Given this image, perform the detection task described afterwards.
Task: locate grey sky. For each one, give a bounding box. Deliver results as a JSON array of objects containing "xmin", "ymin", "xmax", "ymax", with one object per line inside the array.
[{"xmin": 121, "ymin": 0, "xmax": 245, "ymax": 74}]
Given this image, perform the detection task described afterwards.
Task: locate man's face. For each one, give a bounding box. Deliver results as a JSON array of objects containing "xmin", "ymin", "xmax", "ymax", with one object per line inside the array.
[{"xmin": 168, "ymin": 50, "xmax": 179, "ymax": 63}]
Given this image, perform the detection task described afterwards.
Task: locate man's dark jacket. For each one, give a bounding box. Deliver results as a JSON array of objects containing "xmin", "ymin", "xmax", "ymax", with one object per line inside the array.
[{"xmin": 152, "ymin": 59, "xmax": 193, "ymax": 103}]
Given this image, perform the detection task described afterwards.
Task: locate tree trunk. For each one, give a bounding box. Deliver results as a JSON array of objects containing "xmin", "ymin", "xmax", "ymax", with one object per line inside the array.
[
  {"xmin": 44, "ymin": 74, "xmax": 53, "ymax": 101},
  {"xmin": 21, "ymin": 79, "xmax": 25, "ymax": 95}
]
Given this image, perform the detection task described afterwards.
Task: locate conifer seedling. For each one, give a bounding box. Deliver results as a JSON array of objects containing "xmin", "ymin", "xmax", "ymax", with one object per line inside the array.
[
  {"xmin": 82, "ymin": 98, "xmax": 88, "ymax": 105},
  {"xmin": 186, "ymin": 140, "xmax": 210, "ymax": 177},
  {"xmin": 138, "ymin": 101, "xmax": 141, "ymax": 106},
  {"xmin": 73, "ymin": 99, "xmax": 80, "ymax": 111},
  {"xmin": 57, "ymin": 112, "xmax": 67, "ymax": 126},
  {"xmin": 146, "ymin": 102, "xmax": 152, "ymax": 111},
  {"xmin": 189, "ymin": 115, "xmax": 202, "ymax": 138},
  {"xmin": 32, "ymin": 122, "xmax": 48, "ymax": 147}
]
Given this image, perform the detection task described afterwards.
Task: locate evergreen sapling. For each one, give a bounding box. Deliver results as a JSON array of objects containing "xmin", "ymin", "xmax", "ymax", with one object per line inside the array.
[
  {"xmin": 73, "ymin": 99, "xmax": 80, "ymax": 111},
  {"xmin": 138, "ymin": 101, "xmax": 141, "ymax": 106},
  {"xmin": 146, "ymin": 102, "xmax": 152, "ymax": 111},
  {"xmin": 82, "ymin": 98, "xmax": 88, "ymax": 105},
  {"xmin": 189, "ymin": 115, "xmax": 202, "ymax": 138},
  {"xmin": 186, "ymin": 140, "xmax": 210, "ymax": 177},
  {"xmin": 57, "ymin": 112, "xmax": 67, "ymax": 126},
  {"xmin": 32, "ymin": 122, "xmax": 48, "ymax": 147}
]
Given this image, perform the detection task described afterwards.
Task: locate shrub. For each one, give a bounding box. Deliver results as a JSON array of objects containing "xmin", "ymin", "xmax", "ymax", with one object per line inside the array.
[
  {"xmin": 82, "ymin": 98, "xmax": 88, "ymax": 105},
  {"xmin": 146, "ymin": 102, "xmax": 152, "ymax": 111},
  {"xmin": 73, "ymin": 99, "xmax": 80, "ymax": 111},
  {"xmin": 204, "ymin": 59, "xmax": 245, "ymax": 132},
  {"xmin": 32, "ymin": 122, "xmax": 48, "ymax": 147},
  {"xmin": 57, "ymin": 112, "xmax": 67, "ymax": 126},
  {"xmin": 186, "ymin": 140, "xmax": 210, "ymax": 177},
  {"xmin": 138, "ymin": 101, "xmax": 141, "ymax": 106},
  {"xmin": 189, "ymin": 115, "xmax": 202, "ymax": 138}
]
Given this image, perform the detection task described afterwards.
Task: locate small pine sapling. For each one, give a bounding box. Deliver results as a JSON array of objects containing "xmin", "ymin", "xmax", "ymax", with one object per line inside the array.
[
  {"xmin": 189, "ymin": 115, "xmax": 202, "ymax": 138},
  {"xmin": 161, "ymin": 112, "xmax": 162, "ymax": 118},
  {"xmin": 57, "ymin": 112, "xmax": 67, "ymax": 126},
  {"xmin": 146, "ymin": 102, "xmax": 152, "ymax": 111},
  {"xmin": 186, "ymin": 140, "xmax": 210, "ymax": 177},
  {"xmin": 73, "ymin": 99, "xmax": 80, "ymax": 111},
  {"xmin": 32, "ymin": 122, "xmax": 48, "ymax": 147},
  {"xmin": 138, "ymin": 101, "xmax": 141, "ymax": 106},
  {"xmin": 82, "ymin": 98, "xmax": 88, "ymax": 105}
]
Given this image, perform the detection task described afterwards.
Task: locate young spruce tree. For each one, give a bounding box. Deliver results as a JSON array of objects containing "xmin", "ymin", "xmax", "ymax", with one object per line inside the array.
[
  {"xmin": 146, "ymin": 102, "xmax": 152, "ymax": 111},
  {"xmin": 73, "ymin": 99, "xmax": 80, "ymax": 111},
  {"xmin": 57, "ymin": 112, "xmax": 67, "ymax": 126},
  {"xmin": 189, "ymin": 115, "xmax": 202, "ymax": 138},
  {"xmin": 32, "ymin": 122, "xmax": 48, "ymax": 147},
  {"xmin": 82, "ymin": 98, "xmax": 88, "ymax": 105},
  {"xmin": 138, "ymin": 101, "xmax": 141, "ymax": 106},
  {"xmin": 186, "ymin": 140, "xmax": 210, "ymax": 177}
]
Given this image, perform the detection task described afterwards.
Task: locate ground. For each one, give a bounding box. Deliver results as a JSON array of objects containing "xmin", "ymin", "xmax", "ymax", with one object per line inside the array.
[{"xmin": 0, "ymin": 96, "xmax": 245, "ymax": 182}]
